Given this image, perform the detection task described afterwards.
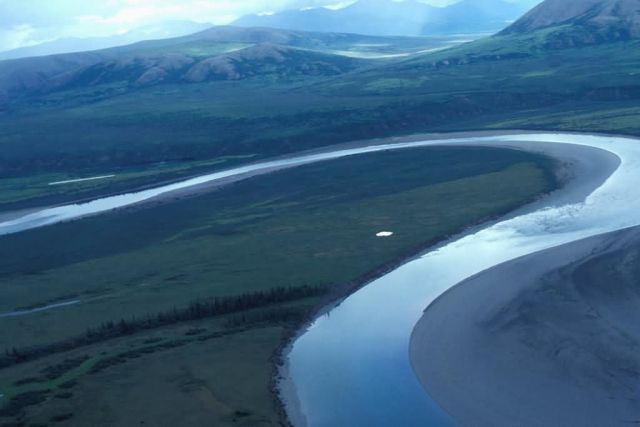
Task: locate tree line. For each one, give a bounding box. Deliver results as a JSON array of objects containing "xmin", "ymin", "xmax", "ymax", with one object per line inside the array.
[{"xmin": 1, "ymin": 285, "xmax": 325, "ymax": 369}]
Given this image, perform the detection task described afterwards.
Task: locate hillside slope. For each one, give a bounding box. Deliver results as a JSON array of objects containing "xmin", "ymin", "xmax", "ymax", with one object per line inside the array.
[
  {"xmin": 0, "ymin": 26, "xmax": 443, "ymax": 99},
  {"xmin": 50, "ymin": 44, "xmax": 365, "ymax": 91},
  {"xmin": 502, "ymin": 0, "xmax": 640, "ymax": 46}
]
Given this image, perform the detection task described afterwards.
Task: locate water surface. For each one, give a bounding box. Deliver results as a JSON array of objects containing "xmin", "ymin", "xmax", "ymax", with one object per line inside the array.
[{"xmin": 283, "ymin": 133, "xmax": 640, "ymax": 426}]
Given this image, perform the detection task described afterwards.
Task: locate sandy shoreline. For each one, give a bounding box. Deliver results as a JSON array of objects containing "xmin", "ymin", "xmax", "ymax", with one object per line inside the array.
[{"xmin": 410, "ymin": 226, "xmax": 640, "ymax": 426}]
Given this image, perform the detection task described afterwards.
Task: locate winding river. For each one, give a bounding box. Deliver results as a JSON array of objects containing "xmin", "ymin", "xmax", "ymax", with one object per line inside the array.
[
  {"xmin": 1, "ymin": 132, "xmax": 638, "ymax": 426},
  {"xmin": 280, "ymin": 133, "xmax": 640, "ymax": 426}
]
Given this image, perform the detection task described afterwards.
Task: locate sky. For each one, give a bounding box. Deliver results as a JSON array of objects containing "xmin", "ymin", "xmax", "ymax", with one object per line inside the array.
[{"xmin": 0, "ymin": 0, "xmax": 530, "ymax": 52}]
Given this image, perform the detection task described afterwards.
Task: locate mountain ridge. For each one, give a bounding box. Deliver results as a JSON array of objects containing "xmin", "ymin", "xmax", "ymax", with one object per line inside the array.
[
  {"xmin": 502, "ymin": 0, "xmax": 640, "ymax": 46},
  {"xmin": 1, "ymin": 26, "xmax": 440, "ymax": 99},
  {"xmin": 49, "ymin": 43, "xmax": 366, "ymax": 90},
  {"xmin": 233, "ymin": 0, "xmax": 536, "ymax": 36}
]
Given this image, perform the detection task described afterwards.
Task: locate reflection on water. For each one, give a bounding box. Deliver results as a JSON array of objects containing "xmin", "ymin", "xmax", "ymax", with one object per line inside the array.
[{"xmin": 283, "ymin": 134, "xmax": 640, "ymax": 426}]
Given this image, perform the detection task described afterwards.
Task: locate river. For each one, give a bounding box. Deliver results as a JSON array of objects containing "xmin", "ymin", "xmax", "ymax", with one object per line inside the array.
[
  {"xmin": 1, "ymin": 132, "xmax": 636, "ymax": 426},
  {"xmin": 280, "ymin": 133, "xmax": 640, "ymax": 426}
]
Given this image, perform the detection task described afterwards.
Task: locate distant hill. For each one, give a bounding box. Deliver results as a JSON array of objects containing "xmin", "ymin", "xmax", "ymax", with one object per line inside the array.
[
  {"xmin": 233, "ymin": 0, "xmax": 537, "ymax": 36},
  {"xmin": 234, "ymin": 0, "xmax": 438, "ymax": 36},
  {"xmin": 428, "ymin": 0, "xmax": 535, "ymax": 34},
  {"xmin": 0, "ymin": 21, "xmax": 213, "ymax": 61},
  {"xmin": 50, "ymin": 43, "xmax": 366, "ymax": 91},
  {"xmin": 0, "ymin": 52, "xmax": 109, "ymax": 101},
  {"xmin": 502, "ymin": 0, "xmax": 640, "ymax": 46},
  {"xmin": 1, "ymin": 26, "xmax": 442, "ymax": 99}
]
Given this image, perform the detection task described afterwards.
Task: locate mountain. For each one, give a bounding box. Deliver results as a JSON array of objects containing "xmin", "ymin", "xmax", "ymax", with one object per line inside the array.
[
  {"xmin": 0, "ymin": 52, "xmax": 109, "ymax": 102},
  {"xmin": 233, "ymin": 0, "xmax": 537, "ymax": 36},
  {"xmin": 159, "ymin": 26, "xmax": 428, "ymax": 50},
  {"xmin": 426, "ymin": 0, "xmax": 532, "ymax": 34},
  {"xmin": 502, "ymin": 0, "xmax": 640, "ymax": 46},
  {"xmin": 0, "ymin": 21, "xmax": 213, "ymax": 61},
  {"xmin": 235, "ymin": 0, "xmax": 439, "ymax": 36},
  {"xmin": 1, "ymin": 26, "xmax": 435, "ymax": 99},
  {"xmin": 306, "ymin": 0, "xmax": 640, "ymax": 113}
]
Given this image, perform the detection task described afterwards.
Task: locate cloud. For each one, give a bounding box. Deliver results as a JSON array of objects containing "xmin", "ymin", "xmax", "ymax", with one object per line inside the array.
[{"xmin": 324, "ymin": 1, "xmax": 358, "ymax": 10}]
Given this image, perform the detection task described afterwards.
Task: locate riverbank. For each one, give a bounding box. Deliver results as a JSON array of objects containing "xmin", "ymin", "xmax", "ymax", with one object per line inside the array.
[
  {"xmin": 410, "ymin": 225, "xmax": 640, "ymax": 426},
  {"xmin": 277, "ymin": 135, "xmax": 621, "ymax": 426}
]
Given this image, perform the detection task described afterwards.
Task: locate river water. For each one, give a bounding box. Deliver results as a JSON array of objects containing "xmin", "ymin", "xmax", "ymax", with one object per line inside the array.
[{"xmin": 281, "ymin": 133, "xmax": 640, "ymax": 426}]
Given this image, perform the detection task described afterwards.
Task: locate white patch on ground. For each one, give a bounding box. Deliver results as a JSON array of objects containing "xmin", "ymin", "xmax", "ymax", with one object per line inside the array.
[
  {"xmin": 48, "ymin": 175, "xmax": 116, "ymax": 186},
  {"xmin": 376, "ymin": 231, "xmax": 394, "ymax": 237}
]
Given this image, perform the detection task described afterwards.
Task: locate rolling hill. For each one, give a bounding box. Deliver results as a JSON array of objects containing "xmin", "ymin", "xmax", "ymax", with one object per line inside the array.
[
  {"xmin": 502, "ymin": 0, "xmax": 640, "ymax": 46},
  {"xmin": 0, "ymin": 26, "xmax": 449, "ymax": 101},
  {"xmin": 50, "ymin": 43, "xmax": 366, "ymax": 90}
]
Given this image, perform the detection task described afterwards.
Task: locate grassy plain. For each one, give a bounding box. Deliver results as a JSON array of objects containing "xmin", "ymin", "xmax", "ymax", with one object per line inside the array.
[{"xmin": 0, "ymin": 146, "xmax": 556, "ymax": 426}]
